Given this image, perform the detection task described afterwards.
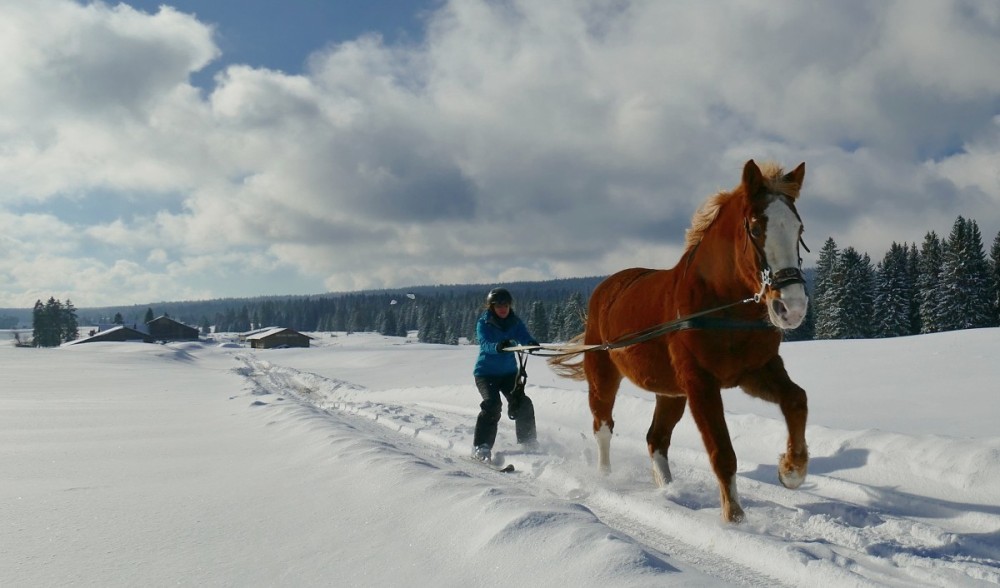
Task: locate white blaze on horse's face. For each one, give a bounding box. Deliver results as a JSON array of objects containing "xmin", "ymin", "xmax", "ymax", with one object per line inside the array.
[{"xmin": 762, "ymin": 199, "xmax": 808, "ymax": 330}]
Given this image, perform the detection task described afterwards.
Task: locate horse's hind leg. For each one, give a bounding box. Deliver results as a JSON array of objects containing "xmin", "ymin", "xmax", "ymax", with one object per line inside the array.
[
  {"xmin": 647, "ymin": 394, "xmax": 686, "ymax": 487},
  {"xmin": 585, "ymin": 351, "xmax": 622, "ymax": 474},
  {"xmin": 739, "ymin": 355, "xmax": 809, "ymax": 489}
]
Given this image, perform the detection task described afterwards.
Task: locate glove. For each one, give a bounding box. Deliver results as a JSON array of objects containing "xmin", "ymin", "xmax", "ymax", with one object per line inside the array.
[{"xmin": 496, "ymin": 339, "xmax": 516, "ymax": 351}]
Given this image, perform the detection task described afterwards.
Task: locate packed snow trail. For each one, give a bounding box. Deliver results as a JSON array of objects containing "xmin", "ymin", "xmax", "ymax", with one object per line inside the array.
[{"xmin": 233, "ymin": 351, "xmax": 1000, "ymax": 587}]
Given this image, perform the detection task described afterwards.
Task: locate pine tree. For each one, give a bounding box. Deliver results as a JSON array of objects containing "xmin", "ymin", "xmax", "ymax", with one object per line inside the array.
[
  {"xmin": 236, "ymin": 305, "xmax": 252, "ymax": 332},
  {"xmin": 31, "ymin": 300, "xmax": 46, "ymax": 347},
  {"xmin": 381, "ymin": 308, "xmax": 399, "ymax": 337},
  {"xmin": 113, "ymin": 312, "xmax": 124, "ymax": 325},
  {"xmin": 418, "ymin": 301, "xmax": 445, "ymax": 344},
  {"xmin": 528, "ymin": 301, "xmax": 550, "ymax": 343},
  {"xmin": 812, "ymin": 238, "xmax": 840, "ymax": 339},
  {"xmin": 557, "ymin": 292, "xmax": 586, "ymax": 341},
  {"xmin": 906, "ymin": 243, "xmax": 922, "ymax": 334},
  {"xmin": 964, "ymin": 219, "xmax": 993, "ymax": 328},
  {"xmin": 873, "ymin": 243, "xmax": 912, "ymax": 338},
  {"xmin": 62, "ymin": 299, "xmax": 79, "ymax": 342},
  {"xmin": 828, "ymin": 248, "xmax": 874, "ymax": 339},
  {"xmin": 43, "ymin": 298, "xmax": 64, "ymax": 346},
  {"xmin": 937, "ymin": 217, "xmax": 992, "ymax": 331},
  {"xmin": 259, "ymin": 300, "xmax": 276, "ymax": 328},
  {"xmin": 989, "ymin": 230, "xmax": 1000, "ymax": 326},
  {"xmin": 144, "ymin": 307, "xmax": 155, "ymax": 324},
  {"xmin": 917, "ymin": 231, "xmax": 943, "ymax": 333}
]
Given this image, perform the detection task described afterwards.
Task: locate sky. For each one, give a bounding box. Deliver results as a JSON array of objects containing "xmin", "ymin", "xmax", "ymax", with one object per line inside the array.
[{"xmin": 1, "ymin": 0, "xmax": 999, "ymax": 308}]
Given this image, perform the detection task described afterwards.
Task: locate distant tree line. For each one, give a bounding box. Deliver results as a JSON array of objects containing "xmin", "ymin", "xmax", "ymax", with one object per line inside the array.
[
  {"xmin": 801, "ymin": 216, "xmax": 1000, "ymax": 340},
  {"xmin": 201, "ymin": 285, "xmax": 593, "ymax": 345},
  {"xmin": 31, "ymin": 297, "xmax": 79, "ymax": 347}
]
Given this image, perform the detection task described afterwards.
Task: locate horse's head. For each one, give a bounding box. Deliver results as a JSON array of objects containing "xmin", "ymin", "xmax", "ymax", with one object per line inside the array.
[{"xmin": 741, "ymin": 160, "xmax": 809, "ymax": 330}]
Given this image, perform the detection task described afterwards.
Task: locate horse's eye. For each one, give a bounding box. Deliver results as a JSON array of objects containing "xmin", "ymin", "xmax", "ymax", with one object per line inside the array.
[{"xmin": 749, "ymin": 223, "xmax": 762, "ymax": 239}]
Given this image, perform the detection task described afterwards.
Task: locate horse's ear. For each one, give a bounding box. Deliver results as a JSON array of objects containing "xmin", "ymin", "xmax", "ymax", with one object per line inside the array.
[
  {"xmin": 742, "ymin": 159, "xmax": 764, "ymax": 197},
  {"xmin": 783, "ymin": 162, "xmax": 806, "ymax": 197}
]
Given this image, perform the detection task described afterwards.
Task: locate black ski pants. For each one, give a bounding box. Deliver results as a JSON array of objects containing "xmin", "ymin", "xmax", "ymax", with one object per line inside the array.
[{"xmin": 472, "ymin": 373, "xmax": 536, "ymax": 449}]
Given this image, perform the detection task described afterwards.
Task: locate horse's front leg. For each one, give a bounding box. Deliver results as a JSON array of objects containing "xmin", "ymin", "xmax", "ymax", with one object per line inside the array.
[
  {"xmin": 647, "ymin": 394, "xmax": 686, "ymax": 487},
  {"xmin": 675, "ymin": 355, "xmax": 744, "ymax": 523},
  {"xmin": 739, "ymin": 354, "xmax": 809, "ymax": 489}
]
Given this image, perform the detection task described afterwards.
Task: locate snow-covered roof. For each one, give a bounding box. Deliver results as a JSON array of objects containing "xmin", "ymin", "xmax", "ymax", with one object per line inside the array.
[
  {"xmin": 241, "ymin": 326, "xmax": 276, "ymax": 338},
  {"xmin": 71, "ymin": 325, "xmax": 150, "ymax": 344},
  {"xmin": 244, "ymin": 327, "xmax": 312, "ymax": 341}
]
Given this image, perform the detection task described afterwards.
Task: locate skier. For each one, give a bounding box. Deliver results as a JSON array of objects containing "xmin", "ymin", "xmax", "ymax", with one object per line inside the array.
[{"xmin": 471, "ymin": 287, "xmax": 539, "ymax": 463}]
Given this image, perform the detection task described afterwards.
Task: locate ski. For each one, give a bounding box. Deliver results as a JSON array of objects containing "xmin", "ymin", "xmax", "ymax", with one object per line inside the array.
[{"xmin": 469, "ymin": 458, "xmax": 515, "ymax": 473}]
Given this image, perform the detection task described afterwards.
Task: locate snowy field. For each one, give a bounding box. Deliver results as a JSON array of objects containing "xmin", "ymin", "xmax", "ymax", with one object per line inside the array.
[{"xmin": 2, "ymin": 327, "xmax": 999, "ymax": 586}]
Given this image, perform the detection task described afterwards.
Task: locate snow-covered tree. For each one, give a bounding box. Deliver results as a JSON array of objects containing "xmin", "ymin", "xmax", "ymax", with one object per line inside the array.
[
  {"xmin": 989, "ymin": 230, "xmax": 1000, "ymax": 326},
  {"xmin": 62, "ymin": 299, "xmax": 79, "ymax": 343},
  {"xmin": 917, "ymin": 231, "xmax": 943, "ymax": 334},
  {"xmin": 528, "ymin": 300, "xmax": 550, "ymax": 343},
  {"xmin": 812, "ymin": 238, "xmax": 840, "ymax": 339},
  {"xmin": 555, "ymin": 292, "xmax": 586, "ymax": 342},
  {"xmin": 936, "ymin": 217, "xmax": 992, "ymax": 331},
  {"xmin": 873, "ymin": 243, "xmax": 913, "ymax": 338},
  {"xmin": 906, "ymin": 243, "xmax": 922, "ymax": 334},
  {"xmin": 827, "ymin": 247, "xmax": 874, "ymax": 339}
]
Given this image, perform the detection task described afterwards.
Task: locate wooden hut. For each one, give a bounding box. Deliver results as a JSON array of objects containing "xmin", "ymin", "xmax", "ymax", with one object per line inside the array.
[
  {"xmin": 246, "ymin": 327, "xmax": 312, "ymax": 349},
  {"xmin": 73, "ymin": 325, "xmax": 153, "ymax": 344},
  {"xmin": 146, "ymin": 316, "xmax": 199, "ymax": 341}
]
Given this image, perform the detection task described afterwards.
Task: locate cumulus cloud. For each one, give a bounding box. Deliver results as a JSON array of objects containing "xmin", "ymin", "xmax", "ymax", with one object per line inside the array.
[{"xmin": 0, "ymin": 0, "xmax": 998, "ymax": 307}]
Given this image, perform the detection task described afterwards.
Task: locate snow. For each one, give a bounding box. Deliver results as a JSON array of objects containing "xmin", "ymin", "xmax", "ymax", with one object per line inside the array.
[{"xmin": 2, "ymin": 328, "xmax": 999, "ymax": 586}]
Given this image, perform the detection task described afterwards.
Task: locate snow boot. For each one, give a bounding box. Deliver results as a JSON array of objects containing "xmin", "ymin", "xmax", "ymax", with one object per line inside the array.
[{"xmin": 472, "ymin": 444, "xmax": 492, "ymax": 463}]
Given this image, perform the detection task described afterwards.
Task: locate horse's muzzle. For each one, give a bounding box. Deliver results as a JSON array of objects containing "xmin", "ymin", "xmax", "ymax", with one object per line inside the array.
[{"xmin": 768, "ymin": 280, "xmax": 808, "ymax": 330}]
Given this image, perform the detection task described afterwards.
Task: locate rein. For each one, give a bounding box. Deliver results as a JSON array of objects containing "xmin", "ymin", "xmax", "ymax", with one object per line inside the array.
[{"xmin": 511, "ymin": 270, "xmax": 776, "ymax": 357}]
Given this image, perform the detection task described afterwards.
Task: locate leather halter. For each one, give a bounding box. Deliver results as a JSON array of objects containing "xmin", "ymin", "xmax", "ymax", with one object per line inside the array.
[{"xmin": 744, "ymin": 194, "xmax": 809, "ymax": 294}]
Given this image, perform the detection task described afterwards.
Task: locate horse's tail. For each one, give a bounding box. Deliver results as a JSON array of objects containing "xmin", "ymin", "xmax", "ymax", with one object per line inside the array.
[{"xmin": 546, "ymin": 333, "xmax": 587, "ymax": 381}]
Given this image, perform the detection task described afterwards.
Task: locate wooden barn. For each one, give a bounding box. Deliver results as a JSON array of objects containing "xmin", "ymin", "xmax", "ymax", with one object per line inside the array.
[
  {"xmin": 246, "ymin": 327, "xmax": 312, "ymax": 349},
  {"xmin": 146, "ymin": 316, "xmax": 199, "ymax": 341}
]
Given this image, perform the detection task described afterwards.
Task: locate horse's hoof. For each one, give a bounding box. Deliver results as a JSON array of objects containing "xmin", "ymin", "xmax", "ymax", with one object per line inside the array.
[
  {"xmin": 778, "ymin": 453, "xmax": 807, "ymax": 489},
  {"xmin": 651, "ymin": 452, "xmax": 672, "ymax": 487},
  {"xmin": 723, "ymin": 505, "xmax": 746, "ymax": 524},
  {"xmin": 779, "ymin": 469, "xmax": 805, "ymax": 489}
]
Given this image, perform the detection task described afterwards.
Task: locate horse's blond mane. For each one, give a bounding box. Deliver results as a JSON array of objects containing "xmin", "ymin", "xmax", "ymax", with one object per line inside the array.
[{"xmin": 683, "ymin": 162, "xmax": 799, "ymax": 252}]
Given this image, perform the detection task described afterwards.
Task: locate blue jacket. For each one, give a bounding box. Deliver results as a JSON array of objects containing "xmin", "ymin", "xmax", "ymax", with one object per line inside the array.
[{"xmin": 474, "ymin": 309, "xmax": 537, "ymax": 377}]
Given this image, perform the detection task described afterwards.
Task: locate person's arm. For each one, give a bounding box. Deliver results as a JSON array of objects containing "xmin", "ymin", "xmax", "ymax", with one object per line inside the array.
[{"xmin": 477, "ymin": 319, "xmax": 511, "ymax": 354}]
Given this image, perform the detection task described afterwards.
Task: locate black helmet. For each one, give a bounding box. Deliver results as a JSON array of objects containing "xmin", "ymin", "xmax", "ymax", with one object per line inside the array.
[{"xmin": 486, "ymin": 287, "xmax": 513, "ymax": 306}]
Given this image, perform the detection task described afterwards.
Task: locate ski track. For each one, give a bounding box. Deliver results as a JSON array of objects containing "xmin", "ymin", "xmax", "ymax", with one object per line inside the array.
[{"xmin": 233, "ymin": 353, "xmax": 1000, "ymax": 587}]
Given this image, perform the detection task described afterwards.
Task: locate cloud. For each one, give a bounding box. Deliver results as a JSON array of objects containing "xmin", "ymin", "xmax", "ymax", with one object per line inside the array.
[{"xmin": 0, "ymin": 0, "xmax": 999, "ymax": 307}]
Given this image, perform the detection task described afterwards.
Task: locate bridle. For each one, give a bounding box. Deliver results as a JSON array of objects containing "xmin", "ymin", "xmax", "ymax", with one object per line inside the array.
[{"xmin": 743, "ymin": 194, "xmax": 809, "ymax": 302}]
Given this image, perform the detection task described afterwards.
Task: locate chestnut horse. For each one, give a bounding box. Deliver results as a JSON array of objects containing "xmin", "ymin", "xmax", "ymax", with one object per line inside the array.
[{"xmin": 549, "ymin": 160, "xmax": 809, "ymax": 523}]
